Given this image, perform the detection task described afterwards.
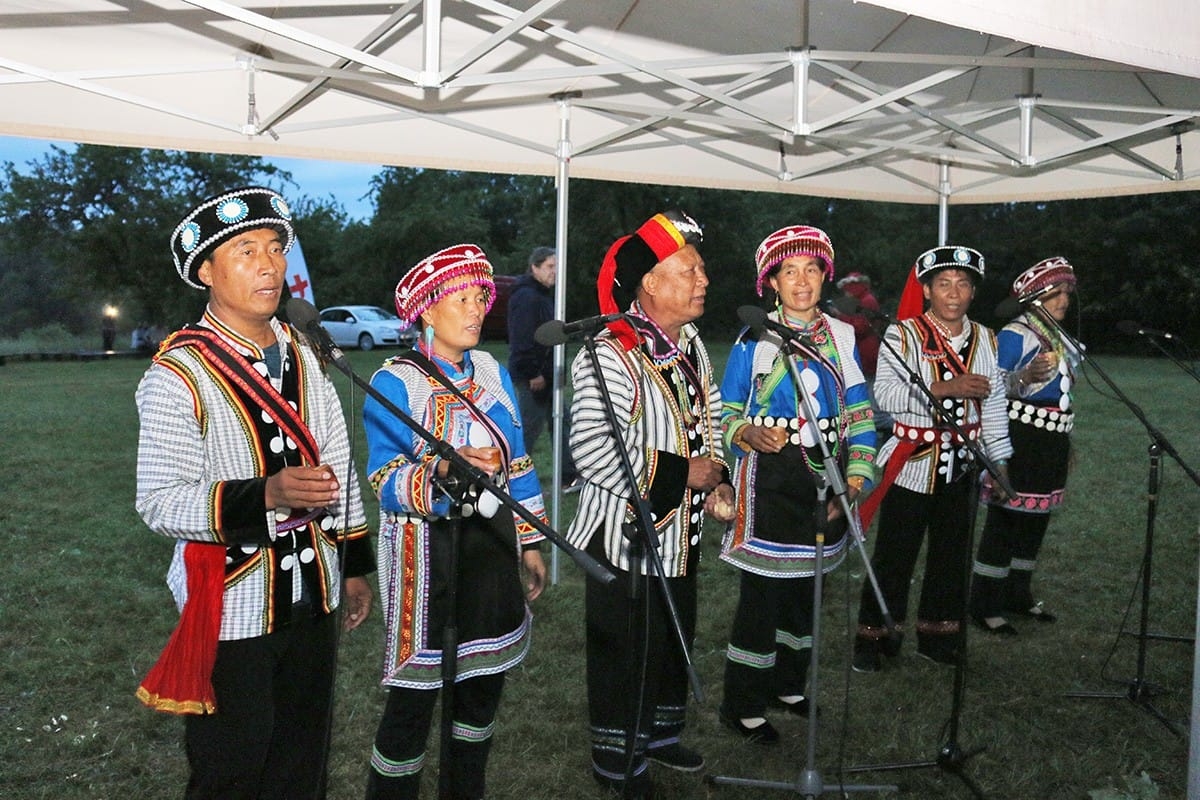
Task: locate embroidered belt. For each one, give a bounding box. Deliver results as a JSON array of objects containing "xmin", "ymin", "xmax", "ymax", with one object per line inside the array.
[
  {"xmin": 1007, "ymin": 399, "xmax": 1074, "ymax": 433},
  {"xmin": 748, "ymin": 415, "xmax": 839, "ymax": 447},
  {"xmin": 891, "ymin": 421, "xmax": 980, "ymax": 444}
]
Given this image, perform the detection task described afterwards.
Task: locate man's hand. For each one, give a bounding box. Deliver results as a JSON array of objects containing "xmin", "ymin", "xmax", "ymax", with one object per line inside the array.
[
  {"xmin": 341, "ymin": 576, "xmax": 372, "ymax": 631},
  {"xmin": 705, "ymin": 483, "xmax": 736, "ymax": 523},
  {"xmin": 522, "ymin": 550, "xmax": 547, "ymax": 601},
  {"xmin": 529, "ymin": 375, "xmax": 547, "ymax": 393},
  {"xmin": 265, "ymin": 465, "xmax": 341, "ymax": 510},
  {"xmin": 931, "ymin": 373, "xmax": 991, "ymax": 399},
  {"xmin": 687, "ymin": 457, "xmax": 724, "ymax": 492}
]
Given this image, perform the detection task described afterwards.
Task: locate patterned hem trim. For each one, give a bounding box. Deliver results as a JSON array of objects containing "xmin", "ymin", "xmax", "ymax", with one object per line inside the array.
[{"xmin": 915, "ymin": 619, "xmax": 961, "ymax": 634}]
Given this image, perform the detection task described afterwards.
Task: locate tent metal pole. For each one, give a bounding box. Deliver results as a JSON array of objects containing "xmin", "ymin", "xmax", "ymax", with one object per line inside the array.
[
  {"xmin": 420, "ymin": 0, "xmax": 442, "ymax": 86},
  {"xmin": 938, "ymin": 162, "xmax": 951, "ymax": 244},
  {"xmin": 549, "ymin": 91, "xmax": 579, "ymax": 584},
  {"xmin": 1190, "ymin": 544, "xmax": 1200, "ymax": 796}
]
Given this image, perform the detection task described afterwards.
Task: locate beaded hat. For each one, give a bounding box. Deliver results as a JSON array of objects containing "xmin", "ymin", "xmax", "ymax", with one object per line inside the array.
[
  {"xmin": 394, "ymin": 243, "xmax": 496, "ymax": 324},
  {"xmin": 896, "ymin": 245, "xmax": 986, "ymax": 320},
  {"xmin": 1012, "ymin": 256, "xmax": 1076, "ymax": 300},
  {"xmin": 170, "ymin": 186, "xmax": 294, "ymax": 289},
  {"xmin": 836, "ymin": 271, "xmax": 870, "ymax": 289},
  {"xmin": 754, "ymin": 225, "xmax": 834, "ymax": 296}
]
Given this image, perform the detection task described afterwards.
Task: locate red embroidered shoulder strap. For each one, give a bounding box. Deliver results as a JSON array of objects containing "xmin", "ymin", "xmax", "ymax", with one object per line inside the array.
[{"xmin": 160, "ymin": 326, "xmax": 319, "ymax": 465}]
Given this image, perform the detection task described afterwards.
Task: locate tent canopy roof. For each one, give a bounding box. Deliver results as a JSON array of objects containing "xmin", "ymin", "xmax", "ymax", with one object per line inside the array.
[{"xmin": 1, "ymin": 0, "xmax": 1198, "ymax": 204}]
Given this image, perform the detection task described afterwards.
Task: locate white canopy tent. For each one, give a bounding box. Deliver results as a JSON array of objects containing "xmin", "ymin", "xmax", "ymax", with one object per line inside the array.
[
  {"xmin": 0, "ymin": 1, "xmax": 1197, "ymax": 207},
  {"xmin": 2, "ymin": 2, "xmax": 1197, "ymax": 786}
]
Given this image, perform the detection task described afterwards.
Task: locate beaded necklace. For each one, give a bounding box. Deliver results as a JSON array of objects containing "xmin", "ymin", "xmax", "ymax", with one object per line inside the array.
[{"xmin": 777, "ymin": 309, "xmax": 846, "ymax": 474}]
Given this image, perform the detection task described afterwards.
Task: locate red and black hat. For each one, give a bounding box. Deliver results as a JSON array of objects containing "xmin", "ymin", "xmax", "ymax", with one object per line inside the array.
[{"xmin": 597, "ymin": 210, "xmax": 702, "ymax": 349}]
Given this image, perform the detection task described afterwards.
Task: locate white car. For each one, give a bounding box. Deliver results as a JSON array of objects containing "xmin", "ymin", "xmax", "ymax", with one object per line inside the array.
[{"xmin": 318, "ymin": 305, "xmax": 415, "ymax": 351}]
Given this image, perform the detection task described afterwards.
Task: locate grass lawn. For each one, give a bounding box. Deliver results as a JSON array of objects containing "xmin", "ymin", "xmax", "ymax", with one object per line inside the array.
[{"xmin": 1, "ymin": 345, "xmax": 1196, "ymax": 799}]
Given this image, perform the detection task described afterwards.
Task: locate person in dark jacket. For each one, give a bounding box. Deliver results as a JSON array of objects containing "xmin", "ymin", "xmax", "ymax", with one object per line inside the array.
[{"xmin": 506, "ymin": 246, "xmax": 578, "ymax": 489}]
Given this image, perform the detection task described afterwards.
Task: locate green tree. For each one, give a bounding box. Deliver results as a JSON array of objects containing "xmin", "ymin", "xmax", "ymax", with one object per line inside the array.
[{"xmin": 0, "ymin": 145, "xmax": 291, "ymax": 335}]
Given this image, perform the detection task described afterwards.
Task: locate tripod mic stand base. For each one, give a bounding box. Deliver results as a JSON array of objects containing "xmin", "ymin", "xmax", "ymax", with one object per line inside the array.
[
  {"xmin": 842, "ymin": 742, "xmax": 988, "ymax": 800},
  {"xmin": 1066, "ymin": 684, "xmax": 1185, "ymax": 737},
  {"xmin": 707, "ymin": 769, "xmax": 898, "ymax": 796}
]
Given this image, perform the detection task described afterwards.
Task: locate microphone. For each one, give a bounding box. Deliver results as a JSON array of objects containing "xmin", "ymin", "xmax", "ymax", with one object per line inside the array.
[
  {"xmin": 994, "ymin": 283, "xmax": 1059, "ymax": 320},
  {"xmin": 1117, "ymin": 320, "xmax": 1177, "ymax": 340},
  {"xmin": 286, "ymin": 297, "xmax": 350, "ymax": 368},
  {"xmin": 737, "ymin": 305, "xmax": 816, "ymax": 349},
  {"xmin": 534, "ymin": 313, "xmax": 626, "ymax": 346}
]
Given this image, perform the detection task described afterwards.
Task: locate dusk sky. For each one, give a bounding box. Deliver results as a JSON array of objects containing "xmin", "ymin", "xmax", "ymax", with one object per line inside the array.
[{"xmin": 0, "ymin": 135, "xmax": 382, "ymax": 221}]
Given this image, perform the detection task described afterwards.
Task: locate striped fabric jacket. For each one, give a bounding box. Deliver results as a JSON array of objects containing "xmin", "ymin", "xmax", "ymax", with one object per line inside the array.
[
  {"xmin": 565, "ymin": 316, "xmax": 727, "ymax": 576},
  {"xmin": 874, "ymin": 313, "xmax": 1013, "ymax": 494},
  {"xmin": 135, "ymin": 312, "xmax": 372, "ymax": 641}
]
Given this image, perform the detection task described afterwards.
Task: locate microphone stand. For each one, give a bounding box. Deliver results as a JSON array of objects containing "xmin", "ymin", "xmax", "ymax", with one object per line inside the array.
[
  {"xmin": 841, "ymin": 310, "xmax": 1014, "ymax": 800},
  {"xmin": 305, "ymin": 332, "xmax": 616, "ymax": 793},
  {"xmin": 1032, "ymin": 303, "xmax": 1199, "ymax": 736},
  {"xmin": 709, "ymin": 325, "xmax": 896, "ymax": 797},
  {"xmin": 1139, "ymin": 333, "xmax": 1200, "ymax": 386},
  {"xmin": 574, "ymin": 325, "xmax": 705, "ymax": 794}
]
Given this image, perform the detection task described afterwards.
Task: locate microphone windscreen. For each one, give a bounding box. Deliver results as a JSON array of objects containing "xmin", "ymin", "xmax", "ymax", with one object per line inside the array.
[
  {"xmin": 737, "ymin": 305, "xmax": 768, "ymax": 329},
  {"xmin": 286, "ymin": 297, "xmax": 321, "ymax": 329},
  {"xmin": 534, "ymin": 320, "xmax": 568, "ymax": 347},
  {"xmin": 993, "ymin": 296, "xmax": 1022, "ymax": 320}
]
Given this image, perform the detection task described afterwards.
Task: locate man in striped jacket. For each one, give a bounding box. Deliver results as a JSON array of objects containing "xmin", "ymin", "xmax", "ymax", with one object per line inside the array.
[
  {"xmin": 566, "ymin": 210, "xmax": 735, "ymax": 799},
  {"xmin": 853, "ymin": 245, "xmax": 1012, "ymax": 672}
]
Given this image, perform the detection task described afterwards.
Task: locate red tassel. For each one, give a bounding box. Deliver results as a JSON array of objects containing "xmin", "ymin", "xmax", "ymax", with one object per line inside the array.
[
  {"xmin": 895, "ymin": 265, "xmax": 925, "ymax": 321},
  {"xmin": 597, "ymin": 235, "xmax": 641, "ymax": 352},
  {"xmin": 136, "ymin": 541, "xmax": 225, "ymax": 715}
]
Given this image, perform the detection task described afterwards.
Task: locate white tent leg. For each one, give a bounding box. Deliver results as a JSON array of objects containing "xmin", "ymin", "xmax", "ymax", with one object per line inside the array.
[
  {"xmin": 548, "ymin": 91, "xmax": 578, "ymax": 584},
  {"xmin": 1190, "ymin": 534, "xmax": 1200, "ymax": 797},
  {"xmin": 938, "ymin": 162, "xmax": 951, "ymax": 244}
]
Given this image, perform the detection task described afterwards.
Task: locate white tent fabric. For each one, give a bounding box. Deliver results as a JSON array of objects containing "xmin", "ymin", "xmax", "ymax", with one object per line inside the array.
[
  {"xmin": 867, "ymin": 0, "xmax": 1200, "ymax": 80},
  {"xmin": 0, "ymin": 1, "xmax": 1197, "ymax": 206}
]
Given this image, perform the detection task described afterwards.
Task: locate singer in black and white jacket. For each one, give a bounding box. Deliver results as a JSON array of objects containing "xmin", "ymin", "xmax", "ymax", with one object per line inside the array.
[
  {"xmin": 137, "ymin": 186, "xmax": 374, "ymax": 797},
  {"xmin": 566, "ymin": 210, "xmax": 733, "ymax": 799},
  {"xmin": 853, "ymin": 245, "xmax": 1012, "ymax": 672}
]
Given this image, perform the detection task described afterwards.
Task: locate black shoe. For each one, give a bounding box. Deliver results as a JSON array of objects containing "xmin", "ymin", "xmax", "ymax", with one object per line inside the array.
[
  {"xmin": 972, "ymin": 614, "xmax": 1019, "ymax": 636},
  {"xmin": 852, "ymin": 639, "xmax": 881, "ymax": 673},
  {"xmin": 1008, "ymin": 601, "xmax": 1057, "ymax": 623},
  {"xmin": 719, "ymin": 712, "xmax": 780, "ymax": 746},
  {"xmin": 645, "ymin": 743, "xmax": 705, "ymax": 772},
  {"xmin": 593, "ymin": 771, "xmax": 655, "ymax": 798},
  {"xmin": 768, "ymin": 696, "xmax": 817, "ymax": 717}
]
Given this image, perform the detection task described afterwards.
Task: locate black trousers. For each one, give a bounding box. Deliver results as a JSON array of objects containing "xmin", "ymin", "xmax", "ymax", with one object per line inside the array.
[
  {"xmin": 857, "ymin": 478, "xmax": 972, "ymax": 646},
  {"xmin": 584, "ymin": 533, "xmax": 696, "ymax": 791},
  {"xmin": 721, "ymin": 569, "xmax": 813, "ymax": 719},
  {"xmin": 184, "ymin": 610, "xmax": 338, "ymax": 800},
  {"xmin": 366, "ymin": 673, "xmax": 505, "ymax": 800}
]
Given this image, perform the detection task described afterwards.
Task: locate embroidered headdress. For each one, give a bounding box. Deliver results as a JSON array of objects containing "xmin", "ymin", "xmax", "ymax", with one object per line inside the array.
[
  {"xmin": 836, "ymin": 271, "xmax": 870, "ymax": 289},
  {"xmin": 394, "ymin": 243, "xmax": 496, "ymax": 324},
  {"xmin": 170, "ymin": 186, "xmax": 295, "ymax": 289},
  {"xmin": 1011, "ymin": 256, "xmax": 1076, "ymax": 301},
  {"xmin": 753, "ymin": 225, "xmax": 834, "ymax": 296},
  {"xmin": 896, "ymin": 245, "xmax": 985, "ymax": 320}
]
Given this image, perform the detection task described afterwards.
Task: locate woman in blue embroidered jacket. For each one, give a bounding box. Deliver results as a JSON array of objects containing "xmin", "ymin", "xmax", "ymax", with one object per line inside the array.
[
  {"xmin": 718, "ymin": 226, "xmax": 876, "ymax": 744},
  {"xmin": 363, "ymin": 244, "xmax": 547, "ymax": 800},
  {"xmin": 970, "ymin": 257, "xmax": 1082, "ymax": 634}
]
